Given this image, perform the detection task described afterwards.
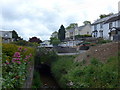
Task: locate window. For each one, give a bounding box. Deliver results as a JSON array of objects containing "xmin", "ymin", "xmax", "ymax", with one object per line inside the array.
[
  {"xmin": 87, "ymin": 32, "xmax": 89, "ymax": 34},
  {"xmin": 93, "ymin": 30, "xmax": 98, "ymax": 37},
  {"xmin": 100, "ymin": 23, "xmax": 103, "ymax": 29},
  {"xmin": 94, "ymin": 25, "xmax": 97, "ymax": 30},
  {"xmin": 99, "ymin": 30, "xmax": 103, "ymax": 38},
  {"xmin": 109, "ymin": 22, "xmax": 112, "ymax": 29}
]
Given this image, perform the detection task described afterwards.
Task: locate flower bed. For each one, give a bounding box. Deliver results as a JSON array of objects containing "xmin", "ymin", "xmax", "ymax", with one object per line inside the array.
[{"xmin": 2, "ymin": 44, "xmax": 35, "ymax": 88}]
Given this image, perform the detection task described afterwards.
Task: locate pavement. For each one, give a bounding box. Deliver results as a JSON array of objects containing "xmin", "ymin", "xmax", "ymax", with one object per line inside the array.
[{"xmin": 57, "ymin": 50, "xmax": 87, "ymax": 56}]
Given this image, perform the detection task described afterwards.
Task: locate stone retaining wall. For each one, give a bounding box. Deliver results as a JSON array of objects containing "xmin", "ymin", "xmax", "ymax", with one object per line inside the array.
[{"xmin": 53, "ymin": 47, "xmax": 77, "ymax": 53}]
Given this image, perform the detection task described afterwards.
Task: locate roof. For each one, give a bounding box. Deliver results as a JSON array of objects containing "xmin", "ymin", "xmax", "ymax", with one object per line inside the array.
[
  {"xmin": 104, "ymin": 12, "xmax": 120, "ymax": 23},
  {"xmin": 0, "ymin": 31, "xmax": 12, "ymax": 32},
  {"xmin": 78, "ymin": 26, "xmax": 85, "ymax": 31},
  {"xmin": 66, "ymin": 28, "xmax": 75, "ymax": 33},
  {"xmin": 92, "ymin": 13, "xmax": 118, "ymax": 25}
]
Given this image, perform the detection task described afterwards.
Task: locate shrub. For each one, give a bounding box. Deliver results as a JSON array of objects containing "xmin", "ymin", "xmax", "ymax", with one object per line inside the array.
[
  {"xmin": 2, "ymin": 44, "xmax": 35, "ymax": 88},
  {"xmin": 97, "ymin": 38, "xmax": 112, "ymax": 44},
  {"xmin": 36, "ymin": 47, "xmax": 58, "ymax": 65}
]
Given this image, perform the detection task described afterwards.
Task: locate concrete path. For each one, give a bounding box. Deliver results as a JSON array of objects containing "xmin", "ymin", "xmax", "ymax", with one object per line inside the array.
[{"xmin": 57, "ymin": 50, "xmax": 86, "ymax": 56}]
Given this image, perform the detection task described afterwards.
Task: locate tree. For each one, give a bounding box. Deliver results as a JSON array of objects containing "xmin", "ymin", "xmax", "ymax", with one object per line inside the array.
[
  {"xmin": 66, "ymin": 23, "xmax": 78, "ymax": 29},
  {"xmin": 50, "ymin": 37, "xmax": 60, "ymax": 46},
  {"xmin": 83, "ymin": 21, "xmax": 91, "ymax": 25},
  {"xmin": 29, "ymin": 37, "xmax": 42, "ymax": 44},
  {"xmin": 12, "ymin": 30, "xmax": 19, "ymax": 41},
  {"xmin": 58, "ymin": 25, "xmax": 65, "ymax": 41},
  {"xmin": 12, "ymin": 30, "xmax": 23, "ymax": 41},
  {"xmin": 99, "ymin": 13, "xmax": 113, "ymax": 19},
  {"xmin": 51, "ymin": 31, "xmax": 58, "ymax": 38}
]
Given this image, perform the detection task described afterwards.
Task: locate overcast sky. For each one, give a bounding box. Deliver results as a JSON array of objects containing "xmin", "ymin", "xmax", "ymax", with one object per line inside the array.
[{"xmin": 1, "ymin": 0, "xmax": 119, "ymax": 41}]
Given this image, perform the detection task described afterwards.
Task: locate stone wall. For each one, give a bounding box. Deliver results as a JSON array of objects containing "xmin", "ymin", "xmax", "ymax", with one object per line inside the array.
[
  {"xmin": 53, "ymin": 46, "xmax": 77, "ymax": 53},
  {"xmin": 22, "ymin": 64, "xmax": 34, "ymax": 88}
]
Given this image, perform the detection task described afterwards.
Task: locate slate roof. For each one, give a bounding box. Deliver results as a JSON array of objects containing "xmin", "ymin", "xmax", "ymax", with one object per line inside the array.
[
  {"xmin": 92, "ymin": 13, "xmax": 118, "ymax": 25},
  {"xmin": 68, "ymin": 28, "xmax": 75, "ymax": 32},
  {"xmin": 78, "ymin": 25, "xmax": 85, "ymax": 31},
  {"xmin": 104, "ymin": 12, "xmax": 120, "ymax": 23}
]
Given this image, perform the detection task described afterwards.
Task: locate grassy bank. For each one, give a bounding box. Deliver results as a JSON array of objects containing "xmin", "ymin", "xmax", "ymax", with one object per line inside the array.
[
  {"xmin": 32, "ymin": 70, "xmax": 42, "ymax": 88},
  {"xmin": 51, "ymin": 54, "xmax": 119, "ymax": 88}
]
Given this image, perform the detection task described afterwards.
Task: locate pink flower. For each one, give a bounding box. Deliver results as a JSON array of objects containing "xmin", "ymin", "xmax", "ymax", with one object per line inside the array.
[
  {"xmin": 16, "ymin": 58, "xmax": 20, "ymax": 60},
  {"xmin": 24, "ymin": 60, "xmax": 27, "ymax": 61},
  {"xmin": 16, "ymin": 61, "xmax": 21, "ymax": 64},
  {"xmin": 18, "ymin": 47, "xmax": 22, "ymax": 51},
  {"xmin": 12, "ymin": 59, "xmax": 16, "ymax": 62},
  {"xmin": 13, "ymin": 52, "xmax": 21, "ymax": 58},
  {"xmin": 6, "ymin": 62, "xmax": 10, "ymax": 64},
  {"xmin": 24, "ymin": 48, "xmax": 27, "ymax": 52},
  {"xmin": 30, "ymin": 53, "xmax": 32, "ymax": 57},
  {"xmin": 25, "ymin": 55, "xmax": 30, "ymax": 59}
]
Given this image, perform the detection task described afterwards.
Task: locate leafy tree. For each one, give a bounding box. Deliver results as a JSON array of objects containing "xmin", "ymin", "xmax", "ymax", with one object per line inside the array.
[
  {"xmin": 99, "ymin": 13, "xmax": 113, "ymax": 19},
  {"xmin": 83, "ymin": 21, "xmax": 91, "ymax": 25},
  {"xmin": 51, "ymin": 31, "xmax": 58, "ymax": 38},
  {"xmin": 12, "ymin": 30, "xmax": 23, "ymax": 41},
  {"xmin": 66, "ymin": 23, "xmax": 78, "ymax": 29},
  {"xmin": 50, "ymin": 37, "xmax": 61, "ymax": 46},
  {"xmin": 58, "ymin": 25, "xmax": 65, "ymax": 41},
  {"xmin": 29, "ymin": 37, "xmax": 42, "ymax": 44},
  {"xmin": 12, "ymin": 30, "xmax": 19, "ymax": 41}
]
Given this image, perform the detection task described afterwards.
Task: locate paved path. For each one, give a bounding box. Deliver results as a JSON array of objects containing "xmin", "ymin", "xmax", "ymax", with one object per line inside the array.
[{"xmin": 57, "ymin": 50, "xmax": 86, "ymax": 56}]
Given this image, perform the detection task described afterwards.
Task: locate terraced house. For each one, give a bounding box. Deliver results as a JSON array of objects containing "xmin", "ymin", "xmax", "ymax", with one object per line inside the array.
[
  {"xmin": 65, "ymin": 23, "xmax": 92, "ymax": 40},
  {"xmin": 92, "ymin": 12, "xmax": 120, "ymax": 40}
]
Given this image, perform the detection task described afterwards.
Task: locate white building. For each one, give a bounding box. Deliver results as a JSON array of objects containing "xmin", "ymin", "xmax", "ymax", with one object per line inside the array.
[
  {"xmin": 0, "ymin": 31, "xmax": 13, "ymax": 43},
  {"xmin": 92, "ymin": 13, "xmax": 120, "ymax": 40},
  {"xmin": 40, "ymin": 40, "xmax": 53, "ymax": 47}
]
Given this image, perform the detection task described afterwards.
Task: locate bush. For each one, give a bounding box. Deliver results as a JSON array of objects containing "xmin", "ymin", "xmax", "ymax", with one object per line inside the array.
[
  {"xmin": 97, "ymin": 38, "xmax": 112, "ymax": 44},
  {"xmin": 11, "ymin": 40, "xmax": 39, "ymax": 47},
  {"xmin": 75, "ymin": 34, "xmax": 92, "ymax": 39},
  {"xmin": 36, "ymin": 47, "xmax": 58, "ymax": 65},
  {"xmin": 2, "ymin": 44, "xmax": 35, "ymax": 88}
]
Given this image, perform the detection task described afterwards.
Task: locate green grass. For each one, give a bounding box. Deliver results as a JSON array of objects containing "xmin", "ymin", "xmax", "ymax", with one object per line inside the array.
[
  {"xmin": 32, "ymin": 70, "xmax": 42, "ymax": 88},
  {"xmin": 51, "ymin": 55, "xmax": 119, "ymax": 88}
]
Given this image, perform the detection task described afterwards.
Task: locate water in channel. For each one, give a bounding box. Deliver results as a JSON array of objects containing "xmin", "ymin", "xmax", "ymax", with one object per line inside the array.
[{"xmin": 39, "ymin": 64, "xmax": 60, "ymax": 89}]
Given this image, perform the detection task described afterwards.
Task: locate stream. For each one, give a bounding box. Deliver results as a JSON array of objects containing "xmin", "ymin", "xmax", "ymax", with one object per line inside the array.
[{"xmin": 38, "ymin": 64, "xmax": 60, "ymax": 89}]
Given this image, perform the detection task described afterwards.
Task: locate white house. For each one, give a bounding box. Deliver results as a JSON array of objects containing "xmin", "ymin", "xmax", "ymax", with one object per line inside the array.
[
  {"xmin": 104, "ymin": 12, "xmax": 120, "ymax": 40},
  {"xmin": 0, "ymin": 31, "xmax": 13, "ymax": 43},
  {"xmin": 40, "ymin": 40, "xmax": 53, "ymax": 47},
  {"xmin": 92, "ymin": 13, "xmax": 119, "ymax": 40}
]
